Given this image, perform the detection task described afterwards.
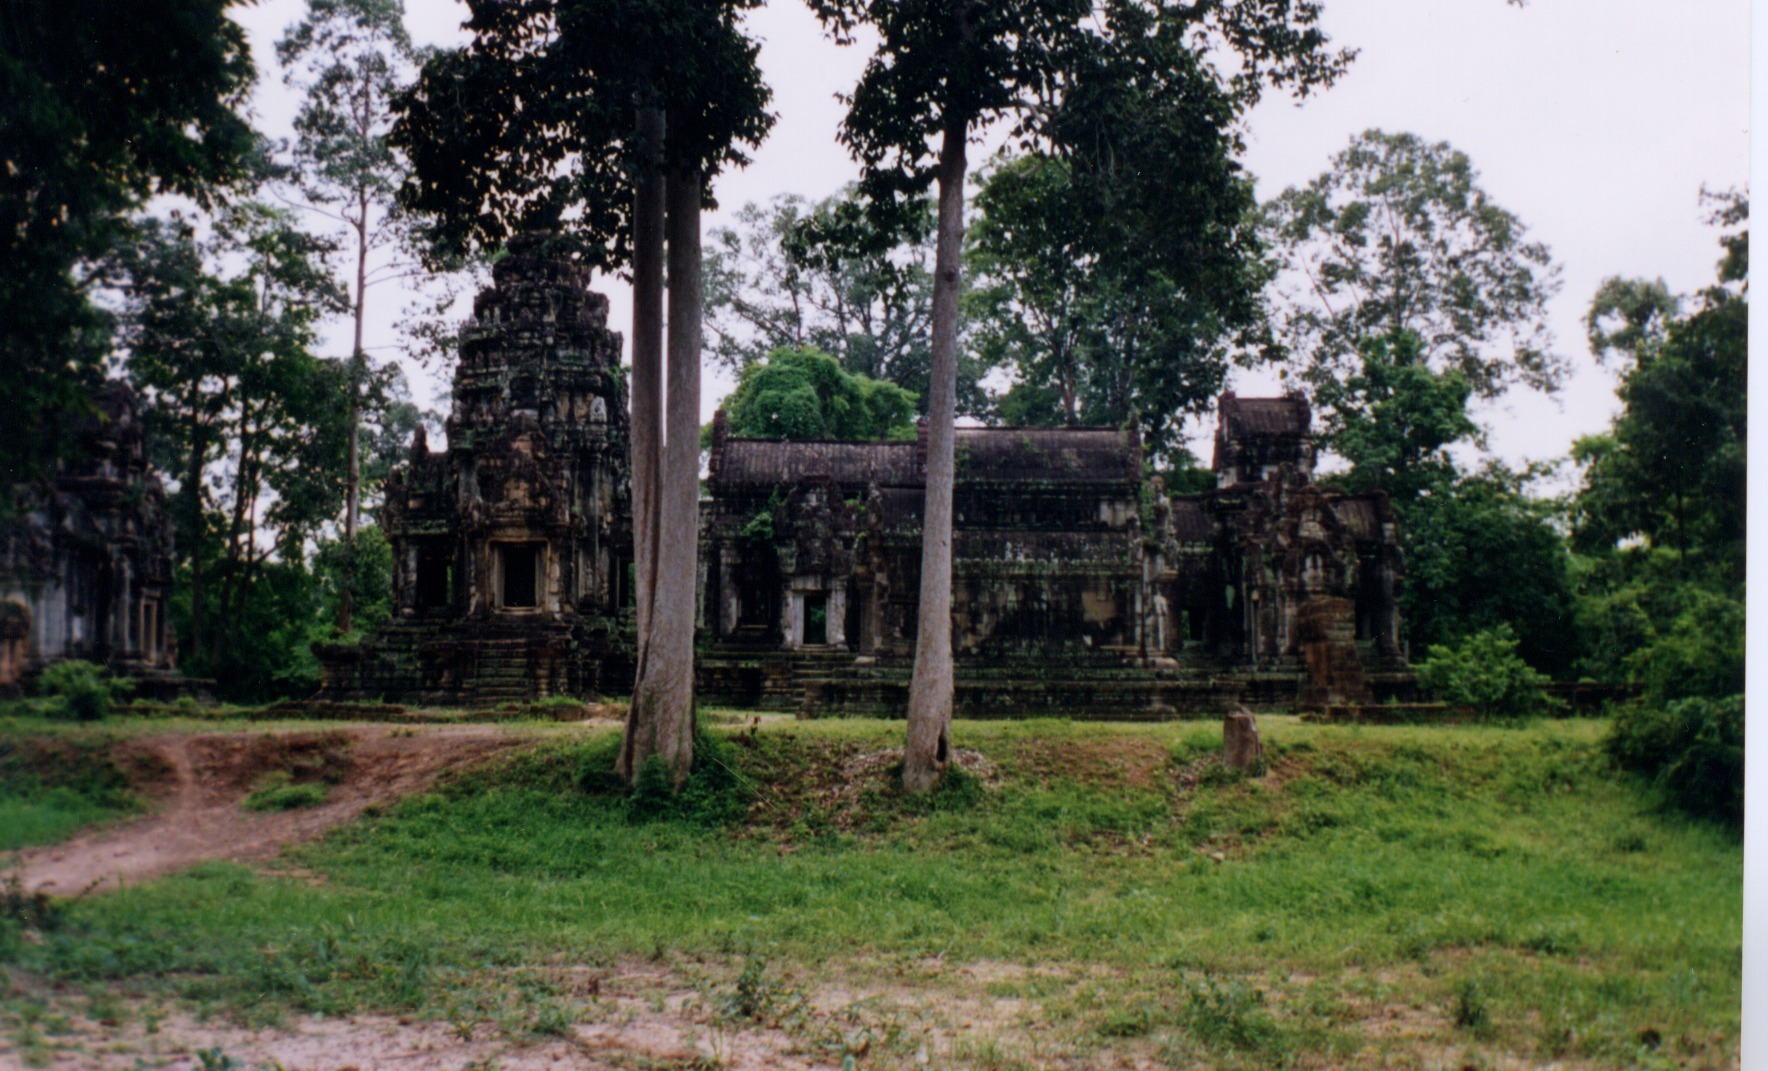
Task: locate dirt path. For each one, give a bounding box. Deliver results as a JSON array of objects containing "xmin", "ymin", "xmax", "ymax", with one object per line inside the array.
[{"xmin": 11, "ymin": 726, "xmax": 528, "ymax": 895}]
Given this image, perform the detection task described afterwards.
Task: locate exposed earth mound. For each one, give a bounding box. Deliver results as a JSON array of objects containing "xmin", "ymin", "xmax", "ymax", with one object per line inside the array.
[{"xmin": 12, "ymin": 726, "xmax": 525, "ymax": 895}]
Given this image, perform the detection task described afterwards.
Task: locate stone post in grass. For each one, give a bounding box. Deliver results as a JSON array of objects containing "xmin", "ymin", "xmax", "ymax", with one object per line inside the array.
[{"xmin": 1224, "ymin": 707, "xmax": 1263, "ymax": 774}]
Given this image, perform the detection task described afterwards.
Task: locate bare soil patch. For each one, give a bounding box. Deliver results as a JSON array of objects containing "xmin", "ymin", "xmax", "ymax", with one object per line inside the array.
[
  {"xmin": 10, "ymin": 727, "xmax": 525, "ymax": 896},
  {"xmin": 1008, "ymin": 735, "xmax": 1169, "ymax": 789}
]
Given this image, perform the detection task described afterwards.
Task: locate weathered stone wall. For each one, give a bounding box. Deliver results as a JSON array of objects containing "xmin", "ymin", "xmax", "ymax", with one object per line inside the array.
[
  {"xmin": 0, "ymin": 381, "xmax": 180, "ymax": 689},
  {"xmin": 700, "ymin": 393, "xmax": 1410, "ymax": 716}
]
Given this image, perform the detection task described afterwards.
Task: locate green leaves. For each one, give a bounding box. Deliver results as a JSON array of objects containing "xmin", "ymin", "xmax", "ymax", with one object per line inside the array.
[
  {"xmin": 702, "ymin": 190, "xmax": 986, "ymax": 416},
  {"xmin": 966, "ymin": 148, "xmax": 1257, "ymax": 467},
  {"xmin": 1263, "ymin": 130, "xmax": 1564, "ymax": 408},
  {"xmin": 392, "ymin": 0, "xmax": 773, "ymax": 268},
  {"xmin": 1568, "ymin": 190, "xmax": 1746, "ymax": 699},
  {"xmin": 0, "ymin": 0, "xmax": 257, "ymax": 482},
  {"xmin": 722, "ymin": 346, "xmax": 917, "ymax": 441},
  {"xmin": 1320, "ymin": 329, "xmax": 1477, "ymax": 503},
  {"xmin": 1416, "ymin": 626, "xmax": 1556, "ymax": 722}
]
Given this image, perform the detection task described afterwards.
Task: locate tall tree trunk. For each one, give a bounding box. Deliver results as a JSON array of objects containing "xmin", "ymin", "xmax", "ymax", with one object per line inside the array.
[
  {"xmin": 340, "ymin": 193, "xmax": 369, "ymax": 634},
  {"xmin": 903, "ymin": 122, "xmax": 967, "ymax": 794},
  {"xmin": 630, "ymin": 160, "xmax": 704, "ymax": 785},
  {"xmin": 619, "ymin": 102, "xmax": 668, "ymax": 782},
  {"xmin": 184, "ymin": 399, "xmax": 207, "ymax": 661}
]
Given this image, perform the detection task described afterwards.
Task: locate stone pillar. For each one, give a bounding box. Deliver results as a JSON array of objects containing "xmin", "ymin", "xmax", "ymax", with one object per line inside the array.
[
  {"xmin": 828, "ymin": 585, "xmax": 847, "ymax": 649},
  {"xmin": 1223, "ymin": 708, "xmax": 1262, "ymax": 772},
  {"xmin": 782, "ymin": 587, "xmax": 800, "ymax": 649},
  {"xmin": 1296, "ymin": 596, "xmax": 1372, "ymax": 708},
  {"xmin": 718, "ymin": 546, "xmax": 741, "ymax": 638}
]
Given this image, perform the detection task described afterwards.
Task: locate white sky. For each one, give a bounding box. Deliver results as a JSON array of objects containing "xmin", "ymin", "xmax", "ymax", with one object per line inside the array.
[{"xmin": 229, "ymin": 0, "xmax": 1751, "ymax": 473}]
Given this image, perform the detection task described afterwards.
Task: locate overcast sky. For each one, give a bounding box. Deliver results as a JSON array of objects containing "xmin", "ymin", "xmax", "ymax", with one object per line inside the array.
[{"xmin": 229, "ymin": 0, "xmax": 1750, "ymax": 473}]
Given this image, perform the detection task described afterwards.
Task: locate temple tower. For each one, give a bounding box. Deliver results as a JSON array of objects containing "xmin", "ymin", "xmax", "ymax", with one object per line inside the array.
[{"xmin": 318, "ymin": 235, "xmax": 632, "ymax": 704}]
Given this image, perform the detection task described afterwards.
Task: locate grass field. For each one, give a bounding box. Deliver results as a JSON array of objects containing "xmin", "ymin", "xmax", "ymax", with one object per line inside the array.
[{"xmin": 0, "ymin": 712, "xmax": 1742, "ymax": 1069}]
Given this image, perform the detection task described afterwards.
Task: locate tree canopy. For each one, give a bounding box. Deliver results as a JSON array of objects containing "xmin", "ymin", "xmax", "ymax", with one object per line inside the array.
[
  {"xmin": 704, "ymin": 191, "xmax": 996, "ymax": 417},
  {"xmin": 1, "ymin": 0, "xmax": 258, "ymax": 483},
  {"xmin": 722, "ymin": 346, "xmax": 917, "ymax": 441},
  {"xmin": 392, "ymin": 0, "xmax": 772, "ymax": 269},
  {"xmin": 1263, "ymin": 130, "xmax": 1564, "ymax": 411}
]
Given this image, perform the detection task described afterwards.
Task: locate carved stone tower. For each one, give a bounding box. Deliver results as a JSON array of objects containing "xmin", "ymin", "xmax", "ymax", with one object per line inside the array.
[{"xmin": 317, "ymin": 235, "xmax": 632, "ymax": 704}]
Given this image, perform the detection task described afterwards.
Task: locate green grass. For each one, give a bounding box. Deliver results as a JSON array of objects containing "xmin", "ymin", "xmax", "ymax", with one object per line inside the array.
[
  {"xmin": 0, "ymin": 736, "xmax": 144, "ymax": 851},
  {"xmin": 0, "ymin": 715, "xmax": 1741, "ymax": 1067},
  {"xmin": 242, "ymin": 772, "xmax": 329, "ymax": 812}
]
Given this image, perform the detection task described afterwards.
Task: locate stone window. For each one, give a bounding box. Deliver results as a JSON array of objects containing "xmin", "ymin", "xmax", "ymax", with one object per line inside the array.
[{"xmin": 496, "ymin": 542, "xmax": 544, "ymax": 610}]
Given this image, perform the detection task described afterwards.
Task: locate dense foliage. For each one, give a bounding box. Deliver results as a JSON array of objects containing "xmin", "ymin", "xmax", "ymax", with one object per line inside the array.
[
  {"xmin": 1263, "ymin": 130, "xmax": 1565, "ymax": 410},
  {"xmin": 33, "ymin": 661, "xmax": 121, "ymax": 722},
  {"xmin": 0, "ymin": 0, "xmax": 258, "ymax": 485},
  {"xmin": 704, "ymin": 192, "xmax": 1002, "ymax": 417},
  {"xmin": 1607, "ymin": 695, "xmax": 1743, "ymax": 827},
  {"xmin": 722, "ymin": 346, "xmax": 918, "ymax": 441},
  {"xmin": 1414, "ymin": 626, "xmax": 1555, "ymax": 721},
  {"xmin": 967, "ymin": 145, "xmax": 1261, "ymax": 469}
]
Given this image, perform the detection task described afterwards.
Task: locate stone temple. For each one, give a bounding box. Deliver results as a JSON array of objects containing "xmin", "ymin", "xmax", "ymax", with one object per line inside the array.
[
  {"xmin": 320, "ymin": 248, "xmax": 1409, "ymax": 714},
  {"xmin": 1, "ymin": 383, "xmax": 180, "ymax": 697},
  {"xmin": 316, "ymin": 236, "xmax": 634, "ymax": 705}
]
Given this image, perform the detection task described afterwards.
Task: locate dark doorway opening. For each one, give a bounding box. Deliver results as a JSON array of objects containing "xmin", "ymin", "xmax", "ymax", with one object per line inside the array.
[
  {"xmin": 499, "ymin": 543, "xmax": 541, "ymax": 609},
  {"xmin": 417, "ymin": 554, "xmax": 453, "ymax": 610},
  {"xmin": 803, "ymin": 591, "xmax": 828, "ymax": 646}
]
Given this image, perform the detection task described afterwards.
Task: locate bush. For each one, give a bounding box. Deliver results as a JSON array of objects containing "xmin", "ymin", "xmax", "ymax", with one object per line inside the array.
[
  {"xmin": 35, "ymin": 660, "xmax": 123, "ymax": 721},
  {"xmin": 1607, "ymin": 694, "xmax": 1743, "ymax": 826},
  {"xmin": 1625, "ymin": 587, "xmax": 1743, "ymax": 702},
  {"xmin": 1415, "ymin": 626, "xmax": 1557, "ymax": 721}
]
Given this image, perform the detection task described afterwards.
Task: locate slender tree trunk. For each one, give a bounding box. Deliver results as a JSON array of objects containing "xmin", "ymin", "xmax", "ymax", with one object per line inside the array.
[
  {"xmin": 631, "ymin": 160, "xmax": 704, "ymax": 785},
  {"xmin": 185, "ymin": 401, "xmax": 207, "ymax": 661},
  {"xmin": 619, "ymin": 102, "xmax": 668, "ymax": 782},
  {"xmin": 340, "ymin": 194, "xmax": 369, "ymax": 634},
  {"xmin": 903, "ymin": 121, "xmax": 967, "ymax": 794}
]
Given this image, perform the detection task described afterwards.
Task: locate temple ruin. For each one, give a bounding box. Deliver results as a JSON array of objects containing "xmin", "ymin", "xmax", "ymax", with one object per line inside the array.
[
  {"xmin": 0, "ymin": 382, "xmax": 180, "ymax": 697},
  {"xmin": 698, "ymin": 393, "xmax": 1408, "ymax": 715},
  {"xmin": 320, "ymin": 251, "xmax": 1410, "ymax": 714},
  {"xmin": 316, "ymin": 235, "xmax": 633, "ymax": 705}
]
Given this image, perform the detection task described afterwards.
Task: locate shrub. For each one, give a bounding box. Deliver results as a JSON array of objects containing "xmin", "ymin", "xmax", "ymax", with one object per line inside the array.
[
  {"xmin": 1625, "ymin": 587, "xmax": 1744, "ymax": 702},
  {"xmin": 1606, "ymin": 694, "xmax": 1743, "ymax": 826},
  {"xmin": 1415, "ymin": 626, "xmax": 1556, "ymax": 720},
  {"xmin": 35, "ymin": 660, "xmax": 123, "ymax": 721}
]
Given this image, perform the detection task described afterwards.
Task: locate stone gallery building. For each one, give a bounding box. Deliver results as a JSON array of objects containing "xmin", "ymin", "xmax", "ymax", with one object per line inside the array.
[
  {"xmin": 319, "ymin": 248, "xmax": 1408, "ymax": 714},
  {"xmin": 0, "ymin": 382, "xmax": 180, "ymax": 697}
]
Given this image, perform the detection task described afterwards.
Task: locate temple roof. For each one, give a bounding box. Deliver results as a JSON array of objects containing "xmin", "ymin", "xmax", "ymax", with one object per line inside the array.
[
  {"xmin": 954, "ymin": 427, "xmax": 1140, "ymax": 483},
  {"xmin": 1169, "ymin": 500, "xmax": 1216, "ymax": 543},
  {"xmin": 709, "ymin": 425, "xmax": 1142, "ymax": 489},
  {"xmin": 1219, "ymin": 394, "xmax": 1311, "ymax": 439},
  {"xmin": 713, "ymin": 438, "xmax": 918, "ymax": 487},
  {"xmin": 1332, "ymin": 494, "xmax": 1392, "ymax": 541}
]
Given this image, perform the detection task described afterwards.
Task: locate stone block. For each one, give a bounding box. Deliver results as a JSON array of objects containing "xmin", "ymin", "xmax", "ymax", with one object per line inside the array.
[{"xmin": 1223, "ymin": 709, "xmax": 1263, "ymax": 772}]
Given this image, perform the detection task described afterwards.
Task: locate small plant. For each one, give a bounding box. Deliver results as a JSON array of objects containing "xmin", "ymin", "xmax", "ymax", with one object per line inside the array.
[
  {"xmin": 1451, "ymin": 977, "xmax": 1491, "ymax": 1032},
  {"xmin": 717, "ymin": 956, "xmax": 801, "ymax": 1024},
  {"xmin": 35, "ymin": 660, "xmax": 126, "ymax": 721},
  {"xmin": 1416, "ymin": 626, "xmax": 1557, "ymax": 721},
  {"xmin": 1, "ymin": 872, "xmax": 63, "ymax": 932},
  {"xmin": 243, "ymin": 771, "xmax": 328, "ymax": 812},
  {"xmin": 1179, "ymin": 972, "xmax": 1279, "ymax": 1052},
  {"xmin": 196, "ymin": 1048, "xmax": 240, "ymax": 1071}
]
